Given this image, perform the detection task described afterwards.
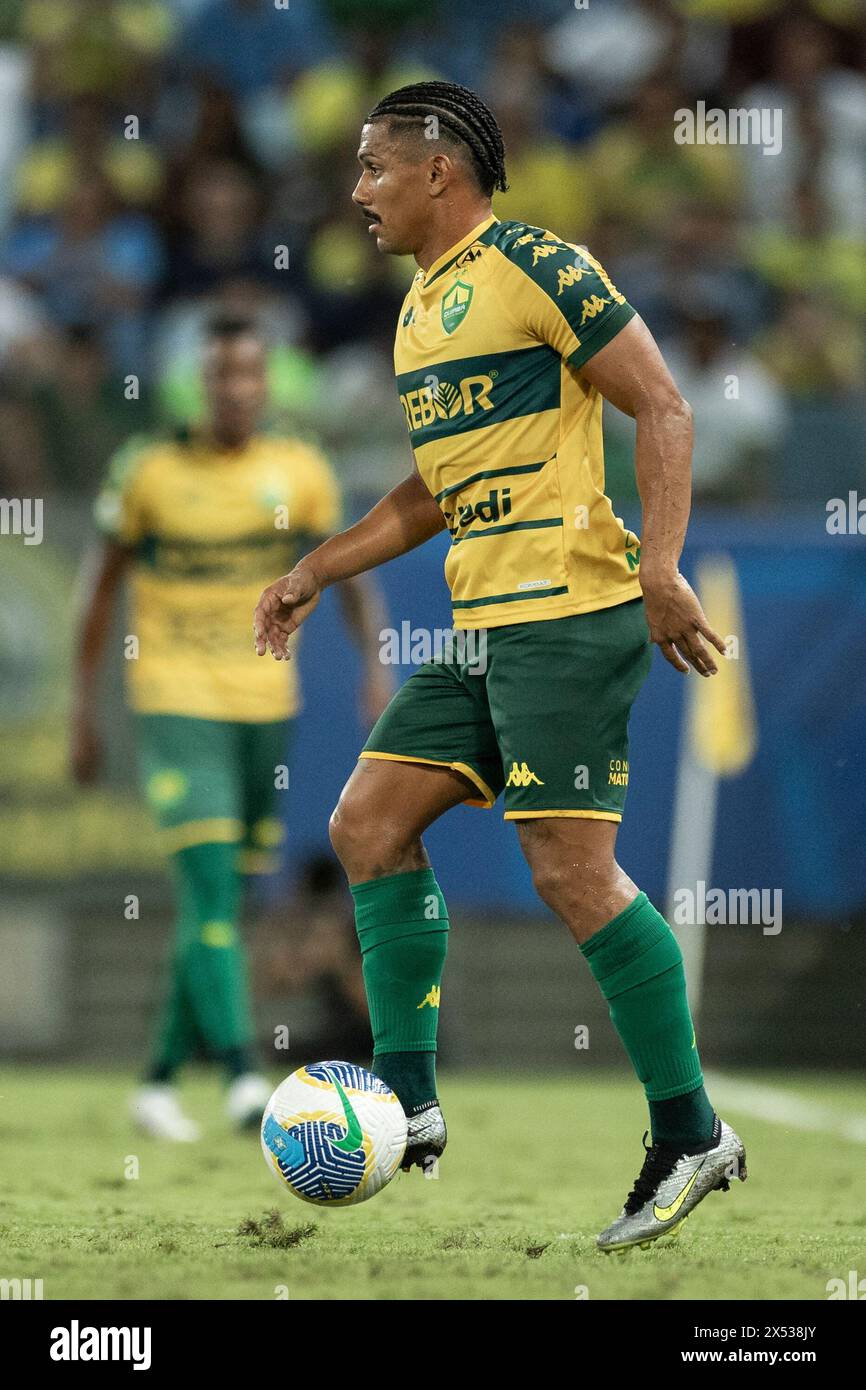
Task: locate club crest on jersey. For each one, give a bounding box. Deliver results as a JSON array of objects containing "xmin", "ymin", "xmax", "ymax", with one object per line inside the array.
[{"xmin": 441, "ymin": 280, "xmax": 473, "ymax": 334}]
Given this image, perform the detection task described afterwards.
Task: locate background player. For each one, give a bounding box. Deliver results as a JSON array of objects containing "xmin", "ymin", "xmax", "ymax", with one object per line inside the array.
[{"xmin": 72, "ymin": 315, "xmax": 390, "ymax": 1140}]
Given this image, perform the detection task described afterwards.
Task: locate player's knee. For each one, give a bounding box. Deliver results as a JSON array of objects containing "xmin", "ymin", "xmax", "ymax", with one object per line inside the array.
[
  {"xmin": 529, "ymin": 853, "xmax": 620, "ymax": 917},
  {"xmin": 529, "ymin": 856, "xmax": 574, "ymax": 913},
  {"xmin": 329, "ymin": 792, "xmax": 414, "ymax": 878},
  {"xmin": 328, "ymin": 801, "xmax": 353, "ymax": 862}
]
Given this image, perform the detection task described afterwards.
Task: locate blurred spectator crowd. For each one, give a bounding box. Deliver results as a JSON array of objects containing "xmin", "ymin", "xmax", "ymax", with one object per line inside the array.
[{"xmin": 0, "ymin": 0, "xmax": 864, "ymax": 513}]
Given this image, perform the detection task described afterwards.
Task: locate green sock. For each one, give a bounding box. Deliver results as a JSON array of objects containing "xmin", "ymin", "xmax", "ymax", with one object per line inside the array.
[
  {"xmin": 148, "ymin": 962, "xmax": 198, "ymax": 1082},
  {"xmin": 581, "ymin": 892, "xmax": 715, "ymax": 1147},
  {"xmin": 648, "ymin": 1083, "xmax": 715, "ymax": 1148},
  {"xmin": 372, "ymin": 1052, "xmax": 438, "ymax": 1115},
  {"xmin": 351, "ymin": 867, "xmax": 449, "ymax": 1114},
  {"xmin": 151, "ymin": 841, "xmax": 254, "ymax": 1083}
]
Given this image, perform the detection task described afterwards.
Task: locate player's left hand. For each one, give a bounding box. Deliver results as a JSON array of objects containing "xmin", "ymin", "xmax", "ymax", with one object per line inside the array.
[
  {"xmin": 254, "ymin": 563, "xmax": 322, "ymax": 659},
  {"xmin": 640, "ymin": 570, "xmax": 726, "ymax": 677}
]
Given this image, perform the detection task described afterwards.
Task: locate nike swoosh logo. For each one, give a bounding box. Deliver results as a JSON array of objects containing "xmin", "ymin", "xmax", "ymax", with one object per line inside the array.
[
  {"xmin": 653, "ymin": 1160, "xmax": 706, "ymax": 1221},
  {"xmin": 327, "ymin": 1069, "xmax": 364, "ymax": 1153}
]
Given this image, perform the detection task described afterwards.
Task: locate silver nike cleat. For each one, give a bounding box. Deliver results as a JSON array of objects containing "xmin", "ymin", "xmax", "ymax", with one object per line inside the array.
[
  {"xmin": 597, "ymin": 1115, "xmax": 747, "ymax": 1252},
  {"xmin": 401, "ymin": 1100, "xmax": 447, "ymax": 1173}
]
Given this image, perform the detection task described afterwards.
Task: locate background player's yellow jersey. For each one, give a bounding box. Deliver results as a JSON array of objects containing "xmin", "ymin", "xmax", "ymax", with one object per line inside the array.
[
  {"xmin": 395, "ymin": 215, "xmax": 643, "ymax": 629},
  {"xmin": 95, "ymin": 432, "xmax": 341, "ymax": 721}
]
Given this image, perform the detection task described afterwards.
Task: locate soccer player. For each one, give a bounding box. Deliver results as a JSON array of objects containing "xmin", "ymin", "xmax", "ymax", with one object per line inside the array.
[
  {"xmin": 72, "ymin": 315, "xmax": 390, "ymax": 1140},
  {"xmin": 253, "ymin": 83, "xmax": 747, "ymax": 1250}
]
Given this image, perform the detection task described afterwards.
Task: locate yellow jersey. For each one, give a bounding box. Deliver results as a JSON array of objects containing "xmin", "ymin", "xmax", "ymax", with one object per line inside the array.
[
  {"xmin": 94, "ymin": 432, "xmax": 341, "ymax": 721},
  {"xmin": 395, "ymin": 215, "xmax": 642, "ymax": 629}
]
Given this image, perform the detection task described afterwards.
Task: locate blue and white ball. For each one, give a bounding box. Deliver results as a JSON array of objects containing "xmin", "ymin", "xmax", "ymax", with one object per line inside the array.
[{"xmin": 261, "ymin": 1061, "xmax": 408, "ymax": 1207}]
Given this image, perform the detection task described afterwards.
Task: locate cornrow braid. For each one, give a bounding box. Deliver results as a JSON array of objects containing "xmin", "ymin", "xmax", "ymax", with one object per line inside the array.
[{"xmin": 367, "ymin": 80, "xmax": 508, "ymax": 197}]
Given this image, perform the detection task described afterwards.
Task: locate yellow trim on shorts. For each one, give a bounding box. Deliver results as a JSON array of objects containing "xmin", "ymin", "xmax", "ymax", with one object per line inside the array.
[
  {"xmin": 359, "ymin": 750, "xmax": 497, "ymax": 808},
  {"xmin": 503, "ymin": 809, "xmax": 622, "ymax": 822},
  {"xmin": 161, "ymin": 817, "xmax": 246, "ymax": 853}
]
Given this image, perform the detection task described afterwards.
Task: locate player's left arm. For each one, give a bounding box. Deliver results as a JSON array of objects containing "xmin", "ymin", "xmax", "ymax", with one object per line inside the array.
[
  {"xmin": 502, "ymin": 236, "xmax": 725, "ymax": 677},
  {"xmin": 296, "ymin": 445, "xmax": 394, "ymax": 723},
  {"xmin": 579, "ymin": 314, "xmax": 726, "ymax": 678}
]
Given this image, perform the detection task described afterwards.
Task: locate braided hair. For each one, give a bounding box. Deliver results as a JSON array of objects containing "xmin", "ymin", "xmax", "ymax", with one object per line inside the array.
[{"xmin": 366, "ymin": 81, "xmax": 508, "ymax": 197}]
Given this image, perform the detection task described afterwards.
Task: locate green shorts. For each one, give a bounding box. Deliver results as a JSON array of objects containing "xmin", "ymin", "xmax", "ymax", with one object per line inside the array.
[
  {"xmin": 136, "ymin": 714, "xmax": 293, "ymax": 869},
  {"xmin": 361, "ymin": 599, "xmax": 652, "ymax": 822}
]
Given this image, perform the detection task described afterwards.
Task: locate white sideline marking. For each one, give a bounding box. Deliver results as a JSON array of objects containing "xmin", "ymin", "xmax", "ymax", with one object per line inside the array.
[{"xmin": 705, "ymin": 1071, "xmax": 866, "ymax": 1145}]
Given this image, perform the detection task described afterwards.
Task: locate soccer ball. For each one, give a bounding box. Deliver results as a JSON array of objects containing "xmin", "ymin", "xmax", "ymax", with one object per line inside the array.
[{"xmin": 261, "ymin": 1061, "xmax": 408, "ymax": 1206}]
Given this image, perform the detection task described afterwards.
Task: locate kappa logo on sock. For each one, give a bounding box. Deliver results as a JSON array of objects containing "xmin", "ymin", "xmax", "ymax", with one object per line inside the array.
[
  {"xmin": 201, "ymin": 920, "xmax": 236, "ymax": 948},
  {"xmin": 417, "ymin": 986, "xmax": 441, "ymax": 1010}
]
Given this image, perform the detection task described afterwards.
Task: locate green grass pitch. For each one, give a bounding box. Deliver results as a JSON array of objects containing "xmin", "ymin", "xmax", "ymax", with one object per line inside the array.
[{"xmin": 1, "ymin": 1067, "xmax": 864, "ymax": 1300}]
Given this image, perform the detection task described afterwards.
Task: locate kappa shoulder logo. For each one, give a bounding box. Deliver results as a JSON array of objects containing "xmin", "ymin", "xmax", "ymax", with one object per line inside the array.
[
  {"xmin": 555, "ymin": 262, "xmax": 597, "ymax": 295},
  {"xmin": 555, "ymin": 249, "xmax": 626, "ymax": 305},
  {"xmin": 579, "ymin": 294, "xmax": 611, "ymax": 325},
  {"xmin": 441, "ymin": 280, "xmax": 473, "ymax": 334},
  {"xmin": 531, "ymin": 241, "xmax": 567, "ymax": 266},
  {"xmin": 505, "ymin": 761, "xmax": 545, "ymax": 788}
]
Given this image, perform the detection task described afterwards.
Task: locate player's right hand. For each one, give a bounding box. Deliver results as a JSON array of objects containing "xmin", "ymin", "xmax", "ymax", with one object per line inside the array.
[
  {"xmin": 254, "ymin": 563, "xmax": 322, "ymax": 659},
  {"xmin": 70, "ymin": 714, "xmax": 102, "ymax": 785}
]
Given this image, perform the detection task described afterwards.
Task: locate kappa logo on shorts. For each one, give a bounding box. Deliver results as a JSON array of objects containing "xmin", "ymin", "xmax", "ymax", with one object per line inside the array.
[
  {"xmin": 505, "ymin": 761, "xmax": 545, "ymax": 788},
  {"xmin": 146, "ymin": 768, "xmax": 188, "ymax": 807}
]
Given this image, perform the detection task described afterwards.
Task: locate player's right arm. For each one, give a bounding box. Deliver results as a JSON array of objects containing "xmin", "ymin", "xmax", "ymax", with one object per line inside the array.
[
  {"xmin": 71, "ymin": 538, "xmax": 130, "ymax": 783},
  {"xmin": 254, "ymin": 458, "xmax": 444, "ymax": 660},
  {"xmin": 71, "ymin": 437, "xmax": 149, "ymax": 781}
]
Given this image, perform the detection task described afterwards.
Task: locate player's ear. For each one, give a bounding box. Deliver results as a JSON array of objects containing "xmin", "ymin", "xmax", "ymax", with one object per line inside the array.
[{"xmin": 427, "ymin": 153, "xmax": 452, "ymax": 197}]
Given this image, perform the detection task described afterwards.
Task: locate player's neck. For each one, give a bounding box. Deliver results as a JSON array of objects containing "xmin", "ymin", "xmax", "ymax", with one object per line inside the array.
[
  {"xmin": 414, "ymin": 201, "xmax": 493, "ymax": 273},
  {"xmin": 203, "ymin": 426, "xmax": 256, "ymax": 454}
]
